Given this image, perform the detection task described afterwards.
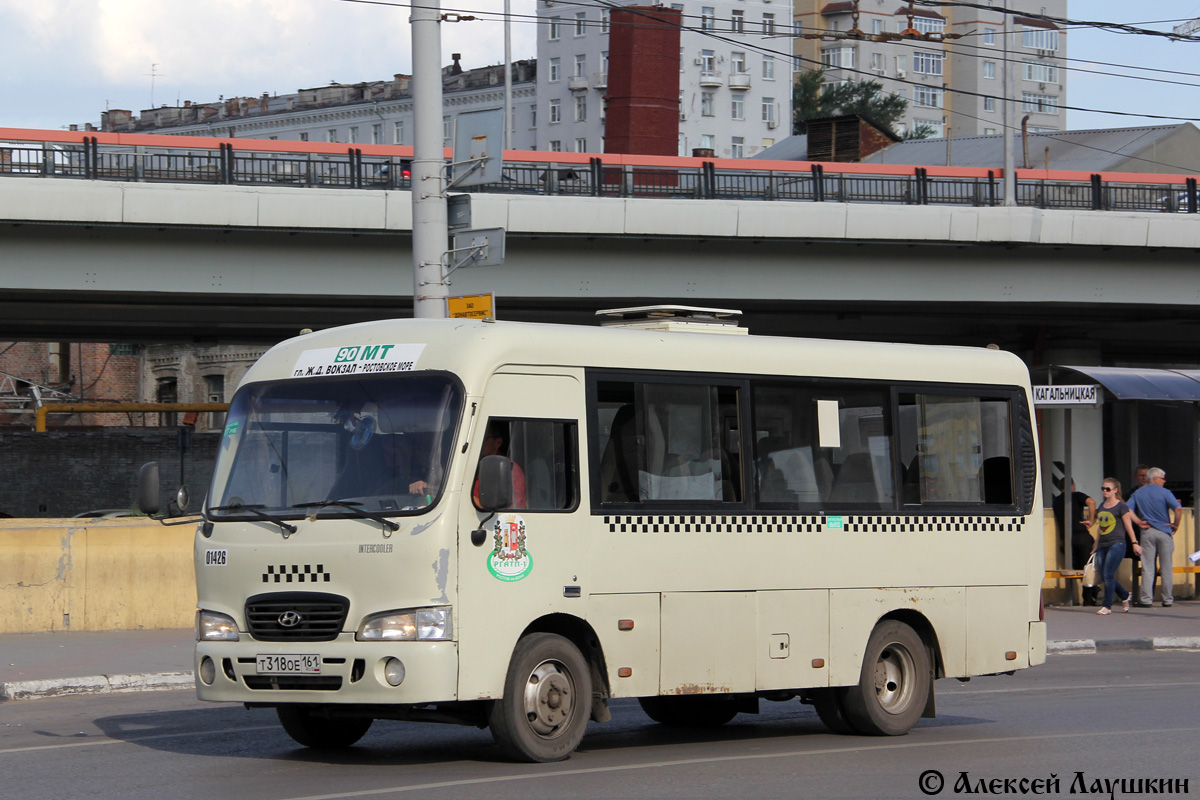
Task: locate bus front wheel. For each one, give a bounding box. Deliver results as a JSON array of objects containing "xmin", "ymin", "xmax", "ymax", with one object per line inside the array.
[
  {"xmin": 489, "ymin": 632, "xmax": 592, "ymax": 762},
  {"xmin": 841, "ymin": 621, "xmax": 930, "ymax": 736},
  {"xmin": 277, "ymin": 706, "xmax": 372, "ymax": 749}
]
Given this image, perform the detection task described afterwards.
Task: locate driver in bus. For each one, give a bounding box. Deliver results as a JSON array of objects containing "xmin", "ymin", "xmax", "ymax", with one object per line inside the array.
[{"xmin": 409, "ymin": 421, "xmax": 526, "ymax": 508}]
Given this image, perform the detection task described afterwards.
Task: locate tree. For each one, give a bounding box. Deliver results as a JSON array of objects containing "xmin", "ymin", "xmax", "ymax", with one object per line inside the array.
[{"xmin": 792, "ymin": 68, "xmax": 910, "ymax": 137}]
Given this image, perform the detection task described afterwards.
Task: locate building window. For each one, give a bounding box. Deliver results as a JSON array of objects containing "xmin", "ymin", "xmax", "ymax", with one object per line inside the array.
[
  {"xmin": 821, "ymin": 47, "xmax": 855, "ymax": 69},
  {"xmin": 984, "ymin": 127, "xmax": 997, "ymax": 135},
  {"xmin": 701, "ymin": 6, "xmax": 715, "ymax": 29},
  {"xmin": 205, "ymin": 375, "xmax": 226, "ymax": 430},
  {"xmin": 984, "ymin": 96, "xmax": 996, "ymax": 112},
  {"xmin": 549, "ymin": 99, "xmax": 562, "ymax": 123},
  {"xmin": 731, "ymin": 51, "xmax": 746, "ymax": 74},
  {"xmin": 701, "ymin": 49, "xmax": 715, "ymax": 72},
  {"xmin": 574, "ymin": 95, "xmax": 587, "ymax": 121},
  {"xmin": 156, "ymin": 377, "xmax": 177, "ymax": 427},
  {"xmin": 872, "ymin": 18, "xmax": 881, "ymax": 35},
  {"xmin": 575, "ymin": 11, "xmax": 586, "ymax": 35},
  {"xmin": 913, "ymin": 86, "xmax": 943, "ymax": 108},
  {"xmin": 700, "ymin": 134, "xmax": 715, "ymax": 150},
  {"xmin": 1022, "ymin": 92, "xmax": 1059, "ymax": 114},
  {"xmin": 762, "ymin": 137, "xmax": 774, "ymax": 148},
  {"xmin": 983, "ymin": 27, "xmax": 995, "ymax": 45},
  {"xmin": 326, "ymin": 129, "xmax": 337, "ymax": 143},
  {"xmin": 913, "ymin": 16, "xmax": 945, "ymax": 35},
  {"xmin": 731, "ymin": 136, "xmax": 744, "ymax": 158},
  {"xmin": 913, "ymin": 50, "xmax": 944, "ymax": 76},
  {"xmin": 299, "ymin": 132, "xmax": 309, "ymax": 142},
  {"xmin": 549, "ymin": 140, "xmax": 562, "ymax": 151},
  {"xmin": 731, "ymin": 9, "xmax": 744, "ymax": 32},
  {"xmin": 601, "ymin": 8, "xmax": 609, "ymax": 33},
  {"xmin": 731, "ymin": 96, "xmax": 744, "ymax": 120},
  {"xmin": 762, "ymin": 55, "xmax": 775, "ymax": 79},
  {"xmin": 530, "ymin": 105, "xmax": 537, "ymax": 128},
  {"xmin": 983, "ymin": 60, "xmax": 996, "ymax": 79},
  {"xmin": 574, "ymin": 54, "xmax": 586, "ymax": 77},
  {"xmin": 761, "ymin": 97, "xmax": 776, "ymax": 125},
  {"xmin": 871, "ymin": 52, "xmax": 884, "ymax": 72},
  {"xmin": 762, "ymin": 12, "xmax": 775, "ymax": 35},
  {"xmin": 896, "ymin": 54, "xmax": 907, "ymax": 75},
  {"xmin": 1023, "ymin": 61, "xmax": 1060, "ymax": 83},
  {"xmin": 549, "ymin": 57, "xmax": 561, "ymax": 82},
  {"xmin": 371, "ymin": 123, "xmax": 381, "ymax": 144},
  {"xmin": 701, "ymin": 91, "xmax": 715, "ymax": 116},
  {"xmin": 348, "ymin": 126, "xmax": 359, "ymax": 144},
  {"xmin": 549, "ymin": 16, "xmax": 561, "ymax": 39},
  {"xmin": 913, "ymin": 117, "xmax": 943, "ymax": 137},
  {"xmin": 574, "ymin": 137, "xmax": 587, "ymax": 152},
  {"xmin": 442, "ymin": 116, "xmax": 452, "ymax": 146},
  {"xmin": 1022, "ymin": 27, "xmax": 1059, "ymax": 52},
  {"xmin": 393, "ymin": 121, "xmax": 404, "ymax": 144}
]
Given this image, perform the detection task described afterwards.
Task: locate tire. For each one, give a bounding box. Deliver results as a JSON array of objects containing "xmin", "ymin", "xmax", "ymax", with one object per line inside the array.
[
  {"xmin": 489, "ymin": 633, "xmax": 592, "ymax": 762},
  {"xmin": 276, "ymin": 706, "xmax": 373, "ymax": 749},
  {"xmin": 638, "ymin": 695, "xmax": 739, "ymax": 727},
  {"xmin": 807, "ymin": 688, "xmax": 859, "ymax": 735},
  {"xmin": 841, "ymin": 621, "xmax": 930, "ymax": 736}
]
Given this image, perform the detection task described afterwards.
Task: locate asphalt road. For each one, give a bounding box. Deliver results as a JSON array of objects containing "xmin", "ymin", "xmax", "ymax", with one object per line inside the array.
[{"xmin": 3, "ymin": 652, "xmax": 1198, "ymax": 800}]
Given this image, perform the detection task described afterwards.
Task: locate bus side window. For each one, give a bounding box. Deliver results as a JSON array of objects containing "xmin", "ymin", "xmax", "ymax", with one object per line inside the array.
[{"xmin": 505, "ymin": 418, "xmax": 579, "ymax": 511}]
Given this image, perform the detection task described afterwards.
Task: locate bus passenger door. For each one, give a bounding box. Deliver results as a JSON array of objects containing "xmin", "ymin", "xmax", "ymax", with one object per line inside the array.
[{"xmin": 456, "ymin": 371, "xmax": 587, "ymax": 701}]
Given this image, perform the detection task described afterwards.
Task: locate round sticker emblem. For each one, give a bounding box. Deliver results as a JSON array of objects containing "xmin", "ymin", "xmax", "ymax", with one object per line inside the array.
[{"xmin": 487, "ymin": 513, "xmax": 533, "ymax": 582}]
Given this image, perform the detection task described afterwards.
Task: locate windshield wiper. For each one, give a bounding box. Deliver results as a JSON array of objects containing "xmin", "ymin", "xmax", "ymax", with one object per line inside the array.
[
  {"xmin": 293, "ymin": 500, "xmax": 401, "ymax": 532},
  {"xmin": 209, "ymin": 502, "xmax": 298, "ymax": 534}
]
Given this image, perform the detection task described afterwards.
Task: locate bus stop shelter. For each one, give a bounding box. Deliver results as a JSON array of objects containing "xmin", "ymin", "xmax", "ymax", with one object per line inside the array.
[{"xmin": 1034, "ymin": 366, "xmax": 1200, "ymax": 600}]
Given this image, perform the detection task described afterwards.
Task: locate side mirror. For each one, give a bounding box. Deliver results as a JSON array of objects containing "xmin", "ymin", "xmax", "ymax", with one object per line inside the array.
[
  {"xmin": 137, "ymin": 462, "xmax": 161, "ymax": 516},
  {"xmin": 476, "ymin": 455, "xmax": 514, "ymax": 511}
]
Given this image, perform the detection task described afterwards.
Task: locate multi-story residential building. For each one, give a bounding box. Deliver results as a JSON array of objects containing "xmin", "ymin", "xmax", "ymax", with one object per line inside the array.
[
  {"xmin": 536, "ymin": 0, "xmax": 793, "ymax": 157},
  {"xmin": 98, "ymin": 57, "xmax": 540, "ymax": 151},
  {"xmin": 793, "ymin": 0, "xmax": 1066, "ymax": 137}
]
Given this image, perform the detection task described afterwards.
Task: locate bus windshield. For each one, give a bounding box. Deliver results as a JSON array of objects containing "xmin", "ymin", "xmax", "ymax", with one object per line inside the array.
[{"xmin": 208, "ymin": 374, "xmax": 463, "ymax": 520}]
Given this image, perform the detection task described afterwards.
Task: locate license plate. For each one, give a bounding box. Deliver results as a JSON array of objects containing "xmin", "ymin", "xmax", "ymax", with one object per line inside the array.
[{"xmin": 256, "ymin": 654, "xmax": 321, "ymax": 675}]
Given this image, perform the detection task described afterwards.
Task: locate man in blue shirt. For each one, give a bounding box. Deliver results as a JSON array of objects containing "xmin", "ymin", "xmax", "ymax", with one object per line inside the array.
[{"xmin": 1127, "ymin": 467, "xmax": 1183, "ymax": 607}]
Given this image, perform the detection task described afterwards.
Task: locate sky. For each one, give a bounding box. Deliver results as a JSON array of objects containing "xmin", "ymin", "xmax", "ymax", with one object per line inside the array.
[{"xmin": 2, "ymin": 1, "xmax": 1200, "ymax": 133}]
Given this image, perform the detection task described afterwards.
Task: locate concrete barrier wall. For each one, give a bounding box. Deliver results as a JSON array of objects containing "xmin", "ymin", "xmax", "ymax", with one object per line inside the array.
[{"xmin": 0, "ymin": 518, "xmax": 195, "ymax": 633}]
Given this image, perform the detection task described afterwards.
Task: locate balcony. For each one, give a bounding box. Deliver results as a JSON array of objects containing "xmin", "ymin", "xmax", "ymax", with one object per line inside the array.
[
  {"xmin": 568, "ymin": 76, "xmax": 589, "ymax": 92},
  {"xmin": 592, "ymin": 72, "xmax": 608, "ymax": 89},
  {"xmin": 728, "ymin": 72, "xmax": 751, "ymax": 90},
  {"xmin": 698, "ymin": 70, "xmax": 723, "ymax": 88}
]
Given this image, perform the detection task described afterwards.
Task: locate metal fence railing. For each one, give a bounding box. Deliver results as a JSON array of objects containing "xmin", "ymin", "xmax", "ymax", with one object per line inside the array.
[{"xmin": 3, "ymin": 136, "xmax": 1198, "ymax": 215}]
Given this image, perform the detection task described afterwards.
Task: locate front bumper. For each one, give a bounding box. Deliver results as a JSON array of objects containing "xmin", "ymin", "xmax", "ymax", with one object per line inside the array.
[{"xmin": 195, "ymin": 636, "xmax": 458, "ymax": 704}]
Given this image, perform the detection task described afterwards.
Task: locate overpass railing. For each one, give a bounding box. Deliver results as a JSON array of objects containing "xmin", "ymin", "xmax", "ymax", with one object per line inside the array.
[{"xmin": 2, "ymin": 128, "xmax": 1197, "ymax": 214}]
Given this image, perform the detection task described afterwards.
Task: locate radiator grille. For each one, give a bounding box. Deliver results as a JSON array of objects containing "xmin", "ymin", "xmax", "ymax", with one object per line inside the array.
[
  {"xmin": 243, "ymin": 675, "xmax": 343, "ymax": 691},
  {"xmin": 245, "ymin": 592, "xmax": 349, "ymax": 642}
]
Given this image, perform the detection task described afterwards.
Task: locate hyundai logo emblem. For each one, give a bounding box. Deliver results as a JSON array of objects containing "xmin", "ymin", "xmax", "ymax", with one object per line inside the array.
[{"xmin": 278, "ymin": 611, "xmax": 303, "ymax": 627}]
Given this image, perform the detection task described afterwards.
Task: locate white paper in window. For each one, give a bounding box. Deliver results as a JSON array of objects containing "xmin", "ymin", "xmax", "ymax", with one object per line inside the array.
[{"xmin": 817, "ymin": 400, "xmax": 841, "ymax": 449}]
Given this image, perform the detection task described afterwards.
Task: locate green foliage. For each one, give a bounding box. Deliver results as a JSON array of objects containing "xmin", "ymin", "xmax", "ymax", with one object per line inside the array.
[{"xmin": 792, "ymin": 68, "xmax": 909, "ymax": 137}]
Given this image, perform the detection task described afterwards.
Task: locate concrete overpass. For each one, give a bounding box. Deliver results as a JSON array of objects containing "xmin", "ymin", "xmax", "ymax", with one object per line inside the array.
[{"xmin": 2, "ymin": 174, "xmax": 1200, "ymax": 361}]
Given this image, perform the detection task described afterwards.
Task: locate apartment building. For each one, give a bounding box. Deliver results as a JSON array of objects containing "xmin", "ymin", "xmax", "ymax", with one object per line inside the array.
[
  {"xmin": 537, "ymin": 0, "xmax": 794, "ymax": 157},
  {"xmin": 793, "ymin": 0, "xmax": 1067, "ymax": 137},
  {"xmin": 99, "ymin": 58, "xmax": 539, "ymax": 151}
]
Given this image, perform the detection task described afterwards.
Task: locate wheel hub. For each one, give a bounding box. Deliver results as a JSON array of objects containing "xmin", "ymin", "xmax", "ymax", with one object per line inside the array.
[
  {"xmin": 873, "ymin": 645, "xmax": 915, "ymax": 714},
  {"xmin": 523, "ymin": 660, "xmax": 575, "ymax": 737}
]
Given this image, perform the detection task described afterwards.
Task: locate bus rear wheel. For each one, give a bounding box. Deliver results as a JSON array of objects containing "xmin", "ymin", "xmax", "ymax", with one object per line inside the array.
[
  {"xmin": 489, "ymin": 632, "xmax": 592, "ymax": 762},
  {"xmin": 841, "ymin": 621, "xmax": 930, "ymax": 736},
  {"xmin": 277, "ymin": 706, "xmax": 372, "ymax": 749},
  {"xmin": 638, "ymin": 695, "xmax": 739, "ymax": 727}
]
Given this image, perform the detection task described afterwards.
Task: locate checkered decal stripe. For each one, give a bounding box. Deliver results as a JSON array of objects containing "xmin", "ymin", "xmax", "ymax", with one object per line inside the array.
[
  {"xmin": 263, "ymin": 564, "xmax": 331, "ymax": 583},
  {"xmin": 603, "ymin": 515, "xmax": 1024, "ymax": 534}
]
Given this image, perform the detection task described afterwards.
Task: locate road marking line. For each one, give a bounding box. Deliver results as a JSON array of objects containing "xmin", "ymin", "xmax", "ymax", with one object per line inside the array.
[{"xmin": 0, "ymin": 725, "xmax": 279, "ymax": 755}]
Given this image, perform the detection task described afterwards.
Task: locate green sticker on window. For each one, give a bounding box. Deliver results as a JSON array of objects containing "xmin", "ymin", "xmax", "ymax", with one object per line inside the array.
[
  {"xmin": 826, "ymin": 516, "xmax": 844, "ymax": 530},
  {"xmin": 224, "ymin": 421, "xmax": 239, "ymax": 437}
]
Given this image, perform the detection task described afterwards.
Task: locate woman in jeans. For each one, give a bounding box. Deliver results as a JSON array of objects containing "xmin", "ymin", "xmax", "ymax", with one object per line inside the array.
[{"xmin": 1091, "ymin": 478, "xmax": 1143, "ymax": 615}]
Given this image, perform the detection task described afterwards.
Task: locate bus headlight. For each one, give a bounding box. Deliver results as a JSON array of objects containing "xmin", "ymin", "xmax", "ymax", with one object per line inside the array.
[
  {"xmin": 196, "ymin": 610, "xmax": 240, "ymax": 642},
  {"xmin": 356, "ymin": 607, "xmax": 453, "ymax": 641}
]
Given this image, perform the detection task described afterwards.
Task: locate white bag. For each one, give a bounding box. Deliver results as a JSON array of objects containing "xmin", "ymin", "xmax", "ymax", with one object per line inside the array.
[{"xmin": 1082, "ymin": 554, "xmax": 1098, "ymax": 588}]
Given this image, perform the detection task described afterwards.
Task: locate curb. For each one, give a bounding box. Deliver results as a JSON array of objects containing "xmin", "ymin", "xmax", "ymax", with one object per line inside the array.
[
  {"xmin": 0, "ymin": 671, "xmax": 193, "ymax": 702},
  {"xmin": 1048, "ymin": 637, "xmax": 1200, "ymax": 655}
]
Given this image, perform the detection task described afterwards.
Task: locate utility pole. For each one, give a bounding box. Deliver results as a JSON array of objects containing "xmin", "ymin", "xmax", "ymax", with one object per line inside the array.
[
  {"xmin": 1001, "ymin": 0, "xmax": 1016, "ymax": 206},
  {"xmin": 410, "ymin": 0, "xmax": 450, "ymax": 318}
]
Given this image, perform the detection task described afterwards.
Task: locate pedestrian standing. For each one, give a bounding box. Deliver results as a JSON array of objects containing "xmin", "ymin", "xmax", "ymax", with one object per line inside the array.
[
  {"xmin": 1126, "ymin": 467, "xmax": 1183, "ymax": 607},
  {"xmin": 1092, "ymin": 478, "xmax": 1142, "ymax": 615}
]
